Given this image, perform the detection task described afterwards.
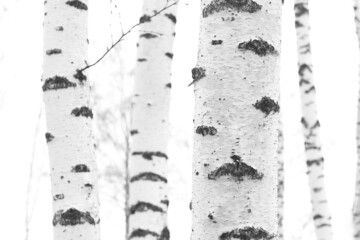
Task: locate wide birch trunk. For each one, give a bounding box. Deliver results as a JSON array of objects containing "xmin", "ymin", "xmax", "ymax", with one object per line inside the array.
[
  {"xmin": 353, "ymin": 0, "xmax": 360, "ymax": 238},
  {"xmin": 294, "ymin": 1, "xmax": 333, "ymax": 239},
  {"xmin": 42, "ymin": 1, "xmax": 100, "ymax": 240},
  {"xmin": 128, "ymin": 1, "xmax": 177, "ymax": 239},
  {"xmin": 191, "ymin": 0, "xmax": 282, "ymax": 239}
]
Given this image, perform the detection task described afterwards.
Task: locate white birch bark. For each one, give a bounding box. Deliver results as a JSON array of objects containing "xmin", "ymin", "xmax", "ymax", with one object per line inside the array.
[
  {"xmin": 294, "ymin": 1, "xmax": 333, "ymax": 239},
  {"xmin": 191, "ymin": 0, "xmax": 282, "ymax": 239},
  {"xmin": 277, "ymin": 123, "xmax": 284, "ymax": 240},
  {"xmin": 353, "ymin": 0, "xmax": 360, "ymax": 238},
  {"xmin": 42, "ymin": 1, "xmax": 100, "ymax": 240},
  {"xmin": 128, "ymin": 1, "xmax": 177, "ymax": 239}
]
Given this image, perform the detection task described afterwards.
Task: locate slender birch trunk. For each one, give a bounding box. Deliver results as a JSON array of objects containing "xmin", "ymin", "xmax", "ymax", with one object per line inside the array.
[
  {"xmin": 191, "ymin": 1, "xmax": 282, "ymax": 239},
  {"xmin": 353, "ymin": 0, "xmax": 360, "ymax": 238},
  {"xmin": 278, "ymin": 124, "xmax": 284, "ymax": 240},
  {"xmin": 42, "ymin": 1, "xmax": 100, "ymax": 240},
  {"xmin": 294, "ymin": 1, "xmax": 333, "ymax": 239},
  {"xmin": 128, "ymin": 1, "xmax": 177, "ymax": 239}
]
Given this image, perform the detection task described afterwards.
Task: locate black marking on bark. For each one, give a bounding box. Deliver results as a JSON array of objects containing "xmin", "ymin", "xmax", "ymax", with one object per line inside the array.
[
  {"xmin": 84, "ymin": 183, "xmax": 93, "ymax": 188},
  {"xmin": 130, "ymin": 172, "xmax": 167, "ymax": 183},
  {"xmin": 299, "ymin": 78, "xmax": 310, "ymax": 86},
  {"xmin": 165, "ymin": 52, "xmax": 173, "ymax": 59},
  {"xmin": 305, "ymin": 141, "xmax": 320, "ymax": 150},
  {"xmin": 45, "ymin": 132, "xmax": 54, "ymax": 143},
  {"xmin": 140, "ymin": 33, "xmax": 158, "ymax": 39},
  {"xmin": 161, "ymin": 199, "xmax": 169, "ymax": 206},
  {"xmin": 138, "ymin": 58, "xmax": 147, "ymax": 62},
  {"xmin": 71, "ymin": 106, "xmax": 93, "ymax": 118},
  {"xmin": 188, "ymin": 67, "xmax": 206, "ymax": 86},
  {"xmin": 253, "ymin": 96, "xmax": 280, "ymax": 116},
  {"xmin": 139, "ymin": 14, "xmax": 151, "ymax": 23},
  {"xmin": 71, "ymin": 164, "xmax": 90, "ymax": 172},
  {"xmin": 208, "ymin": 159, "xmax": 263, "ymax": 181},
  {"xmin": 238, "ymin": 38, "xmax": 276, "ymax": 56},
  {"xmin": 66, "ymin": 0, "xmax": 88, "ymax": 10},
  {"xmin": 159, "ymin": 227, "xmax": 170, "ymax": 240},
  {"xmin": 313, "ymin": 187, "xmax": 322, "ymax": 193},
  {"xmin": 294, "ymin": 2, "xmax": 308, "ymax": 17},
  {"xmin": 42, "ymin": 76, "xmax": 76, "ymax": 91},
  {"xmin": 212, "ymin": 40, "xmax": 223, "ymax": 45},
  {"xmin": 306, "ymin": 157, "xmax": 324, "ymax": 167},
  {"xmin": 300, "ymin": 43, "xmax": 311, "ymax": 54},
  {"xmin": 129, "ymin": 229, "xmax": 159, "ymax": 239},
  {"xmin": 53, "ymin": 194, "xmax": 64, "ymax": 201},
  {"xmin": 132, "ymin": 151, "xmax": 168, "ymax": 160},
  {"xmin": 301, "ymin": 117, "xmax": 308, "ymax": 128},
  {"xmin": 196, "ymin": 125, "xmax": 217, "ymax": 136},
  {"xmin": 53, "ymin": 208, "xmax": 95, "ymax": 226},
  {"xmin": 55, "ymin": 26, "xmax": 64, "ymax": 31},
  {"xmin": 295, "ymin": 20, "xmax": 304, "ymax": 28},
  {"xmin": 203, "ymin": 0, "xmax": 262, "ymax": 18},
  {"xmin": 219, "ymin": 226, "xmax": 275, "ymax": 240},
  {"xmin": 318, "ymin": 223, "xmax": 331, "ymax": 228},
  {"xmin": 189, "ymin": 201, "xmax": 192, "ymax": 210},
  {"xmin": 298, "ymin": 64, "xmax": 312, "ymax": 76},
  {"xmin": 130, "ymin": 129, "xmax": 139, "ymax": 135},
  {"xmin": 165, "ymin": 13, "xmax": 177, "ymax": 23},
  {"xmin": 165, "ymin": 83, "xmax": 172, "ymax": 88},
  {"xmin": 46, "ymin": 49, "xmax": 62, "ymax": 55},
  {"xmin": 208, "ymin": 213, "xmax": 214, "ymax": 220},
  {"xmin": 130, "ymin": 201, "xmax": 163, "ymax": 214},
  {"xmin": 73, "ymin": 69, "xmax": 87, "ymax": 84},
  {"xmin": 305, "ymin": 86, "xmax": 315, "ymax": 94}
]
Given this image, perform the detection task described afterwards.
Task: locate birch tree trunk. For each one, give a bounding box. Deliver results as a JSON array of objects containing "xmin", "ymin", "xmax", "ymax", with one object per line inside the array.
[
  {"xmin": 353, "ymin": 0, "xmax": 360, "ymax": 238},
  {"xmin": 42, "ymin": 1, "xmax": 100, "ymax": 240},
  {"xmin": 278, "ymin": 123, "xmax": 284, "ymax": 240},
  {"xmin": 128, "ymin": 1, "xmax": 177, "ymax": 239},
  {"xmin": 191, "ymin": 0, "xmax": 282, "ymax": 239},
  {"xmin": 294, "ymin": 1, "xmax": 333, "ymax": 239}
]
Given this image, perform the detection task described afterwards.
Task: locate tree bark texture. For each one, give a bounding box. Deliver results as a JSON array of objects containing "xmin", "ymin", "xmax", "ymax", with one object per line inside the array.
[
  {"xmin": 294, "ymin": 0, "xmax": 333, "ymax": 239},
  {"xmin": 42, "ymin": 1, "xmax": 101, "ymax": 240},
  {"xmin": 128, "ymin": 0, "xmax": 177, "ymax": 239},
  {"xmin": 353, "ymin": 0, "xmax": 360, "ymax": 239},
  {"xmin": 191, "ymin": 0, "xmax": 282, "ymax": 239}
]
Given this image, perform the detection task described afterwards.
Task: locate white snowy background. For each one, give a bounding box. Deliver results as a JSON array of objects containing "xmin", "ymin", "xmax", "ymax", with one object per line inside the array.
[{"xmin": 0, "ymin": 0, "xmax": 358, "ymax": 239}]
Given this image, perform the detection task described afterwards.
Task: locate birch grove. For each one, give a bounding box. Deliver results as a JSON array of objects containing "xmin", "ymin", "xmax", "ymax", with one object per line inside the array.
[
  {"xmin": 191, "ymin": 0, "xmax": 282, "ymax": 239},
  {"xmin": 128, "ymin": 0, "xmax": 177, "ymax": 239},
  {"xmin": 42, "ymin": 1, "xmax": 100, "ymax": 240},
  {"xmin": 353, "ymin": 0, "xmax": 360, "ymax": 238},
  {"xmin": 294, "ymin": 0, "xmax": 333, "ymax": 239}
]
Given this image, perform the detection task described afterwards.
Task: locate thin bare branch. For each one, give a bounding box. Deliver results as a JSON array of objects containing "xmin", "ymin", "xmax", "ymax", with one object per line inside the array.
[
  {"xmin": 25, "ymin": 105, "xmax": 43, "ymax": 240},
  {"xmin": 79, "ymin": 0, "xmax": 178, "ymax": 73}
]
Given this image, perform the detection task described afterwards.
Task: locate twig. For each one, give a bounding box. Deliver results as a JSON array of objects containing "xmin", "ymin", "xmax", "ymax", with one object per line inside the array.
[
  {"xmin": 24, "ymin": 105, "xmax": 43, "ymax": 240},
  {"xmin": 79, "ymin": 0, "xmax": 178, "ymax": 73}
]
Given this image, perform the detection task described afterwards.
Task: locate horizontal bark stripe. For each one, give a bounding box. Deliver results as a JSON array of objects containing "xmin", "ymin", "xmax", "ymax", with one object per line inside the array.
[
  {"xmin": 71, "ymin": 106, "xmax": 93, "ymax": 118},
  {"xmin": 130, "ymin": 172, "xmax": 167, "ymax": 183},
  {"xmin": 66, "ymin": 0, "xmax": 88, "ymax": 10},
  {"xmin": 53, "ymin": 208, "xmax": 95, "ymax": 226},
  {"xmin": 238, "ymin": 38, "xmax": 276, "ymax": 56},
  {"xmin": 130, "ymin": 201, "xmax": 164, "ymax": 214},
  {"xmin": 42, "ymin": 76, "xmax": 76, "ymax": 91},
  {"xmin": 219, "ymin": 226, "xmax": 275, "ymax": 240},
  {"xmin": 132, "ymin": 151, "xmax": 168, "ymax": 160},
  {"xmin": 203, "ymin": 0, "xmax": 262, "ymax": 18}
]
